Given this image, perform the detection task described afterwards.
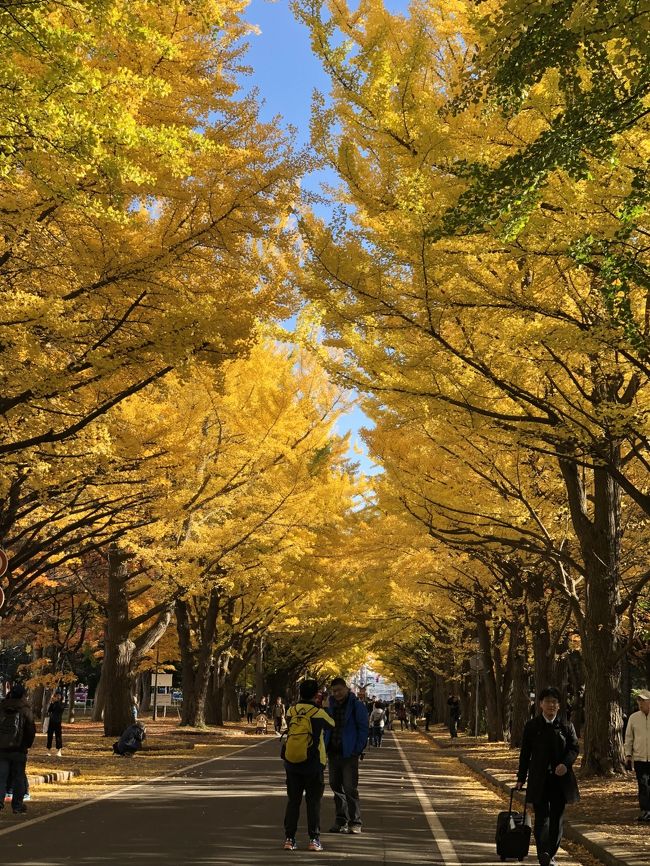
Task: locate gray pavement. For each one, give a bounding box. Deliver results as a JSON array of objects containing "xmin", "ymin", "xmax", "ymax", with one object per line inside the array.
[{"xmin": 0, "ymin": 731, "xmax": 589, "ymax": 865}]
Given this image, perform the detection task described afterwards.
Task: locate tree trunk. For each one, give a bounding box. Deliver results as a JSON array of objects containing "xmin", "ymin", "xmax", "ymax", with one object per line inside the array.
[
  {"xmin": 476, "ymin": 609, "xmax": 504, "ymax": 741},
  {"xmin": 566, "ymin": 650, "xmax": 584, "ymax": 737},
  {"xmin": 560, "ymin": 456, "xmax": 625, "ymax": 774},
  {"xmin": 509, "ymin": 634, "xmax": 530, "ymax": 749},
  {"xmin": 102, "ymin": 544, "xmax": 173, "ymax": 736},
  {"xmin": 176, "ymin": 589, "xmax": 220, "ymax": 727},
  {"xmin": 527, "ymin": 572, "xmax": 555, "ymax": 694},
  {"xmin": 255, "ymin": 635, "xmax": 265, "ymax": 699},
  {"xmin": 223, "ymin": 655, "xmax": 246, "ymax": 722},
  {"xmin": 92, "ymin": 663, "xmax": 106, "ymax": 722},
  {"xmin": 139, "ymin": 671, "xmax": 152, "ymax": 714},
  {"xmin": 30, "ymin": 645, "xmax": 45, "ymax": 720},
  {"xmin": 102, "ymin": 548, "xmax": 139, "ymax": 736}
]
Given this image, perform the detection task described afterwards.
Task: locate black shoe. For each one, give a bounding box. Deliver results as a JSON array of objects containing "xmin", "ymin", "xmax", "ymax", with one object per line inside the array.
[
  {"xmin": 538, "ymin": 854, "xmax": 551, "ymax": 866},
  {"xmin": 328, "ymin": 824, "xmax": 349, "ymax": 833},
  {"xmin": 12, "ymin": 804, "xmax": 27, "ymax": 815}
]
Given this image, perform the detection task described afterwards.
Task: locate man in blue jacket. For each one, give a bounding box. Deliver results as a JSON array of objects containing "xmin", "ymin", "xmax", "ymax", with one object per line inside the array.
[{"xmin": 327, "ymin": 677, "xmax": 369, "ymax": 834}]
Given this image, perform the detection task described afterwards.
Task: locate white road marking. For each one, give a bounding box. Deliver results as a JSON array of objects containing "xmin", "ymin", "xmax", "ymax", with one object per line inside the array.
[
  {"xmin": 392, "ymin": 733, "xmax": 461, "ymax": 865},
  {"xmin": 0, "ymin": 737, "xmax": 272, "ymax": 838}
]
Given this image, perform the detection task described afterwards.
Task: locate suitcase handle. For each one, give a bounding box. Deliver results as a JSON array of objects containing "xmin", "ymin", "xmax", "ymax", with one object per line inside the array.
[{"xmin": 509, "ymin": 786, "xmax": 528, "ymax": 819}]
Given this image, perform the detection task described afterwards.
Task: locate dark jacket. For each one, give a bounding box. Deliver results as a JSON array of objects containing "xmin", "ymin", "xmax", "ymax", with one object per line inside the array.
[
  {"xmin": 48, "ymin": 700, "xmax": 65, "ymax": 723},
  {"xmin": 0, "ymin": 697, "xmax": 36, "ymax": 753},
  {"xmin": 327, "ymin": 692, "xmax": 369, "ymax": 759},
  {"xmin": 116, "ymin": 723, "xmax": 146, "ymax": 754},
  {"xmin": 517, "ymin": 714, "xmax": 580, "ymax": 804}
]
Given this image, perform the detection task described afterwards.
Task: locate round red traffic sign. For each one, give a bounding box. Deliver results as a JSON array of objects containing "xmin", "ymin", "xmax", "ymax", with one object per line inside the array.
[{"xmin": 0, "ymin": 548, "xmax": 7, "ymax": 578}]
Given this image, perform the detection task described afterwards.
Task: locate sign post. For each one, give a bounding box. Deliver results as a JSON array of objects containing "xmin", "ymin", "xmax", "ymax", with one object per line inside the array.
[
  {"xmin": 469, "ymin": 652, "xmax": 484, "ymax": 737},
  {"xmin": 0, "ymin": 548, "xmax": 8, "ymax": 611}
]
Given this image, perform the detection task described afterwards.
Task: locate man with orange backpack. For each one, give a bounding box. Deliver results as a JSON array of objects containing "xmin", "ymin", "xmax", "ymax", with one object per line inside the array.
[{"xmin": 281, "ymin": 679, "xmax": 334, "ymax": 852}]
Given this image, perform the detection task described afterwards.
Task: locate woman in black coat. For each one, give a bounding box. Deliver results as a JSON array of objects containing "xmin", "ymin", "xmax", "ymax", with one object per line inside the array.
[
  {"xmin": 46, "ymin": 692, "xmax": 65, "ymax": 757},
  {"xmin": 516, "ymin": 687, "xmax": 579, "ymax": 866}
]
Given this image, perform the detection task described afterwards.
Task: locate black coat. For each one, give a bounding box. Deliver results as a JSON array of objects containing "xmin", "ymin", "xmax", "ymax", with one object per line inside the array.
[
  {"xmin": 517, "ymin": 714, "xmax": 580, "ymax": 804},
  {"xmin": 0, "ymin": 697, "xmax": 36, "ymax": 753},
  {"xmin": 48, "ymin": 701, "xmax": 65, "ymax": 723}
]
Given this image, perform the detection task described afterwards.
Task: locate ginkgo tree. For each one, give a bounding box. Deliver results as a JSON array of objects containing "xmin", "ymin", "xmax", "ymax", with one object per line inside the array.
[
  {"xmin": 0, "ymin": 0, "xmax": 301, "ymax": 605},
  {"xmin": 92, "ymin": 339, "xmax": 362, "ymax": 729},
  {"xmin": 295, "ymin": 0, "xmax": 650, "ymax": 773}
]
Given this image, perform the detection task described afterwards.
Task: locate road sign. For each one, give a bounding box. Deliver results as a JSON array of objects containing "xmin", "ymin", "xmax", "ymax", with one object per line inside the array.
[
  {"xmin": 0, "ymin": 548, "xmax": 7, "ymax": 578},
  {"xmin": 469, "ymin": 653, "xmax": 484, "ymax": 672}
]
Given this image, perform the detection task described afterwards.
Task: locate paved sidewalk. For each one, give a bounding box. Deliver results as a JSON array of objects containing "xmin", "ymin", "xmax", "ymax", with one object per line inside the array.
[{"xmin": 423, "ymin": 727, "xmax": 645, "ymax": 866}]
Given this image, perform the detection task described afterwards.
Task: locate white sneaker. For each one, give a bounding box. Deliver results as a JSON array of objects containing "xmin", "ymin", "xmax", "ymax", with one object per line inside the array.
[
  {"xmin": 46, "ymin": 751, "xmax": 51, "ymax": 757},
  {"xmin": 56, "ymin": 749, "xmax": 62, "ymax": 757}
]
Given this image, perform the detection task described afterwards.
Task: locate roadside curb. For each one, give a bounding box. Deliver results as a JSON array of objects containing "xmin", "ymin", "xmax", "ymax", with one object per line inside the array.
[
  {"xmin": 26, "ymin": 769, "xmax": 80, "ymax": 786},
  {"xmin": 423, "ymin": 731, "xmax": 640, "ymax": 866}
]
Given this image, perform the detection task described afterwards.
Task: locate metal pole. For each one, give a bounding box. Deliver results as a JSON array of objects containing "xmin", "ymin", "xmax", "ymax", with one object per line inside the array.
[
  {"xmin": 475, "ymin": 665, "xmax": 480, "ymax": 737},
  {"xmin": 152, "ymin": 643, "xmax": 160, "ymax": 721}
]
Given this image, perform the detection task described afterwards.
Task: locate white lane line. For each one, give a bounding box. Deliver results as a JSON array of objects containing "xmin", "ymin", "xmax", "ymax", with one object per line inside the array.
[
  {"xmin": 0, "ymin": 736, "xmax": 273, "ymax": 838},
  {"xmin": 392, "ymin": 734, "xmax": 461, "ymax": 866}
]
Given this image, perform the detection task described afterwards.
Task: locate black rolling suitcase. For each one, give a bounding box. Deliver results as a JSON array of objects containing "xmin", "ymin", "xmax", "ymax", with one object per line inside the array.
[{"xmin": 495, "ymin": 787, "xmax": 531, "ymax": 861}]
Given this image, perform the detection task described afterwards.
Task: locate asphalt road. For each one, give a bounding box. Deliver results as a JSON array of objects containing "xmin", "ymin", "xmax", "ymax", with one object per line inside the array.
[{"xmin": 0, "ymin": 731, "xmax": 586, "ymax": 865}]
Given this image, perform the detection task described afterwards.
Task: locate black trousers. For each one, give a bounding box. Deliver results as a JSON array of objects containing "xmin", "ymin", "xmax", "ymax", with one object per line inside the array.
[
  {"xmin": 0, "ymin": 752, "xmax": 27, "ymax": 809},
  {"xmin": 533, "ymin": 777, "xmax": 567, "ymax": 860},
  {"xmin": 284, "ymin": 768, "xmax": 325, "ymax": 839},
  {"xmin": 634, "ymin": 761, "xmax": 650, "ymax": 811},
  {"xmin": 47, "ymin": 721, "xmax": 63, "ymax": 750},
  {"xmin": 328, "ymin": 753, "xmax": 361, "ymax": 827}
]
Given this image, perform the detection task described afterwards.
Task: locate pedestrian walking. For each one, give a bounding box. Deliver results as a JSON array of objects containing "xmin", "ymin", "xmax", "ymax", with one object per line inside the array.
[
  {"xmin": 0, "ymin": 683, "xmax": 36, "ymax": 814},
  {"xmin": 516, "ymin": 686, "xmax": 580, "ymax": 866},
  {"xmin": 282, "ymin": 679, "xmax": 334, "ymax": 852},
  {"xmin": 397, "ymin": 702, "xmax": 407, "ymax": 730},
  {"xmin": 369, "ymin": 701, "xmax": 386, "ymax": 748},
  {"xmin": 273, "ymin": 697, "xmax": 286, "ymax": 735},
  {"xmin": 624, "ymin": 689, "xmax": 650, "ymax": 822},
  {"xmin": 423, "ymin": 702, "xmax": 432, "ymax": 732},
  {"xmin": 326, "ymin": 677, "xmax": 369, "ymax": 834},
  {"xmin": 131, "ymin": 693, "xmax": 139, "ymax": 722},
  {"xmin": 447, "ymin": 694, "xmax": 461, "ymax": 738},
  {"xmin": 46, "ymin": 692, "xmax": 65, "ymax": 757},
  {"xmin": 408, "ymin": 701, "xmax": 419, "ymax": 731},
  {"xmin": 246, "ymin": 695, "xmax": 256, "ymax": 725},
  {"xmin": 239, "ymin": 692, "xmax": 248, "ymax": 718}
]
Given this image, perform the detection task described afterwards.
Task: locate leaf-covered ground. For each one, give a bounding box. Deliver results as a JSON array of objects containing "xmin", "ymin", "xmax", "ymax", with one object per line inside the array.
[{"xmin": 17, "ymin": 717, "xmax": 267, "ymax": 820}]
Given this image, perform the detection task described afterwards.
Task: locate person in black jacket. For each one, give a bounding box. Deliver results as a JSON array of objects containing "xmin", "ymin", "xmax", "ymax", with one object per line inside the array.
[
  {"xmin": 0, "ymin": 683, "xmax": 36, "ymax": 814},
  {"xmin": 516, "ymin": 687, "xmax": 580, "ymax": 866},
  {"xmin": 46, "ymin": 692, "xmax": 65, "ymax": 757}
]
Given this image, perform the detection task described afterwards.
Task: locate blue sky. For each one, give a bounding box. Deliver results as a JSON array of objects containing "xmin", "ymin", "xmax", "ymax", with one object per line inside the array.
[{"xmin": 241, "ymin": 0, "xmax": 403, "ymax": 475}]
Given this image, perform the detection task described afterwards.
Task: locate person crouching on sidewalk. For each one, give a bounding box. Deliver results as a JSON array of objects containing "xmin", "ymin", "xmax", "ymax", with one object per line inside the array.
[
  {"xmin": 625, "ymin": 689, "xmax": 650, "ymax": 822},
  {"xmin": 516, "ymin": 686, "xmax": 580, "ymax": 866}
]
